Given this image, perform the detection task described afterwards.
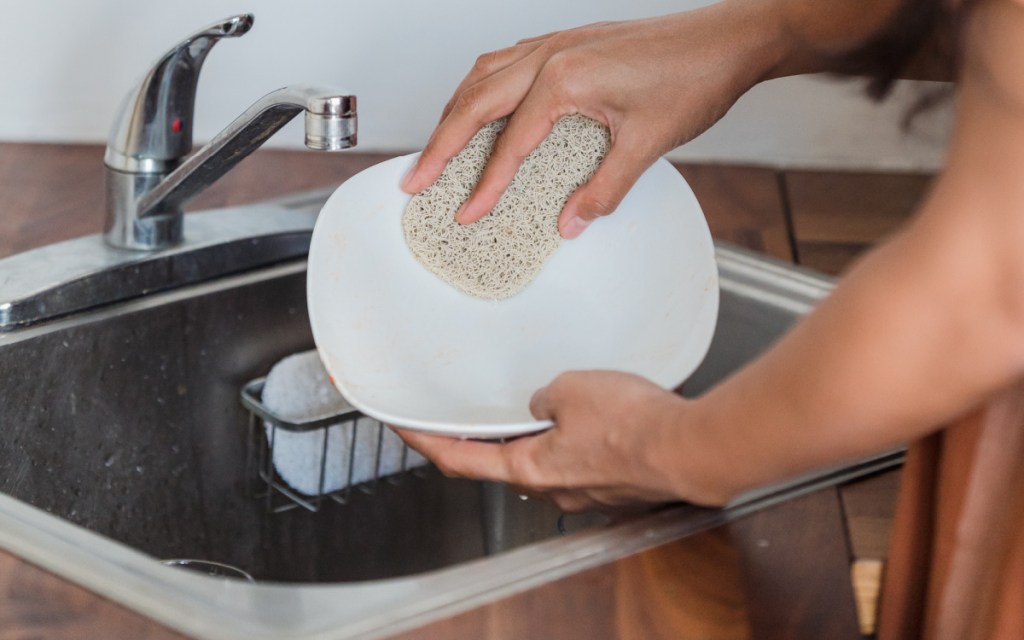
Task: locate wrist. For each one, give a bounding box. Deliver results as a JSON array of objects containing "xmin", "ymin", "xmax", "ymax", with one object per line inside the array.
[
  {"xmin": 701, "ymin": 0, "xmax": 797, "ymax": 88},
  {"xmin": 654, "ymin": 392, "xmax": 739, "ymax": 507}
]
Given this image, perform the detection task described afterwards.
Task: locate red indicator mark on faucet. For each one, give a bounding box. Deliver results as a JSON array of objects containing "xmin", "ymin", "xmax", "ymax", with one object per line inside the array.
[{"xmin": 171, "ymin": 118, "xmax": 183, "ymax": 134}]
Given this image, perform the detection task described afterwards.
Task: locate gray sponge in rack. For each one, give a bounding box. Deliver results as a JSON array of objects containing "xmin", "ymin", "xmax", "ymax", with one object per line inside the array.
[{"xmin": 260, "ymin": 350, "xmax": 427, "ymax": 496}]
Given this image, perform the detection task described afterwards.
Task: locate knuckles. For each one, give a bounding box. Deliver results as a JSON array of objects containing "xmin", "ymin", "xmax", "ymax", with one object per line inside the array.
[
  {"xmin": 471, "ymin": 50, "xmax": 504, "ymax": 77},
  {"xmin": 550, "ymin": 493, "xmax": 591, "ymax": 514},
  {"xmin": 539, "ymin": 30, "xmax": 576, "ymax": 53},
  {"xmin": 430, "ymin": 449, "xmax": 464, "ymax": 479},
  {"xmin": 575, "ymin": 189, "xmax": 619, "ymax": 218},
  {"xmin": 506, "ymin": 447, "xmax": 548, "ymax": 490},
  {"xmin": 538, "ymin": 49, "xmax": 587, "ymax": 92},
  {"xmin": 450, "ymin": 86, "xmax": 488, "ymax": 123}
]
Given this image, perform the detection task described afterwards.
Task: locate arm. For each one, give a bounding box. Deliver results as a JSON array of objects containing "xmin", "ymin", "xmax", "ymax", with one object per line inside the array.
[
  {"xmin": 400, "ymin": 0, "xmax": 1024, "ymax": 511},
  {"xmin": 400, "ymin": 0, "xmax": 926, "ymax": 237},
  {"xmin": 676, "ymin": 0, "xmax": 1024, "ymax": 503}
]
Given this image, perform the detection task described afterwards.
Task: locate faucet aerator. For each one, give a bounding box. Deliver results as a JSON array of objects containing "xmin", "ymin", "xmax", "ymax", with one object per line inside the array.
[{"xmin": 305, "ymin": 107, "xmax": 358, "ymax": 152}]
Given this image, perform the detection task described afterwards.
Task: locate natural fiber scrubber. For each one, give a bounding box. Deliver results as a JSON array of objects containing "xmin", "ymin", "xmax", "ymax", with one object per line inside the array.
[{"xmin": 402, "ymin": 115, "xmax": 611, "ymax": 300}]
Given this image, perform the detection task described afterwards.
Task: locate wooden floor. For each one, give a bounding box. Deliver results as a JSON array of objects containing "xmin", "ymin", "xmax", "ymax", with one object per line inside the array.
[{"xmin": 0, "ymin": 143, "xmax": 934, "ymax": 637}]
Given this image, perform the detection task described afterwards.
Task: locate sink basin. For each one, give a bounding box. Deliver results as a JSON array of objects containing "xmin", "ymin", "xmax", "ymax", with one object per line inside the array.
[{"xmin": 0, "ymin": 192, "xmax": 901, "ymax": 639}]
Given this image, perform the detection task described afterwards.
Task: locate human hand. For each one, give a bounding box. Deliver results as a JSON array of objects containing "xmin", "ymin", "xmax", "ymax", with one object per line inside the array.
[
  {"xmin": 396, "ymin": 370, "xmax": 718, "ymax": 513},
  {"xmin": 400, "ymin": 4, "xmax": 782, "ymax": 238}
]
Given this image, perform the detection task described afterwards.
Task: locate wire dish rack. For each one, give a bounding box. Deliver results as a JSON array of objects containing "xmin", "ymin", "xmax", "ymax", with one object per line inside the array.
[{"xmin": 240, "ymin": 377, "xmax": 426, "ymax": 514}]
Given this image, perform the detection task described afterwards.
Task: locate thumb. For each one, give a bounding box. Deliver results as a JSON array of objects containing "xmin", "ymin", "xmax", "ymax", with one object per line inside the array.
[
  {"xmin": 557, "ymin": 138, "xmax": 653, "ymax": 239},
  {"xmin": 529, "ymin": 385, "xmax": 555, "ymax": 421}
]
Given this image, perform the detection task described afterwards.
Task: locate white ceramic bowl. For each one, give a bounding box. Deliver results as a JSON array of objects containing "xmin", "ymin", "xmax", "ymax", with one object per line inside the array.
[{"xmin": 307, "ymin": 153, "xmax": 718, "ymax": 439}]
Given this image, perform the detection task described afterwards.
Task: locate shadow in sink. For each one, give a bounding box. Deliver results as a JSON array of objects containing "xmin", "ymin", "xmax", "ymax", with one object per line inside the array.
[{"xmin": 241, "ymin": 471, "xmax": 607, "ymax": 582}]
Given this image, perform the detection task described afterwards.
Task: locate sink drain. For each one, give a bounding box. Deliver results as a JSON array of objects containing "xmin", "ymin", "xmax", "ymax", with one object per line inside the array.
[{"xmin": 161, "ymin": 558, "xmax": 255, "ymax": 582}]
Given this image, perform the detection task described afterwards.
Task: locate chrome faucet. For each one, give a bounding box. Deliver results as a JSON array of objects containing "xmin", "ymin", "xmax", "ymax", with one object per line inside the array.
[
  {"xmin": 103, "ymin": 13, "xmax": 357, "ymax": 250},
  {"xmin": 0, "ymin": 13, "xmax": 357, "ymax": 329}
]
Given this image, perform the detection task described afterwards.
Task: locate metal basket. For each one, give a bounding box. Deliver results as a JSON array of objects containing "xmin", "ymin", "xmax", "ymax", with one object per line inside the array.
[{"xmin": 240, "ymin": 377, "xmax": 425, "ymax": 514}]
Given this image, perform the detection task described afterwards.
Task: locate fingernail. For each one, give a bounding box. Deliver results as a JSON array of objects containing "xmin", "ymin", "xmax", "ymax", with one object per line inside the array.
[
  {"xmin": 400, "ymin": 163, "xmax": 419, "ymax": 192},
  {"xmin": 455, "ymin": 200, "xmax": 478, "ymax": 224},
  {"xmin": 560, "ymin": 215, "xmax": 591, "ymax": 239}
]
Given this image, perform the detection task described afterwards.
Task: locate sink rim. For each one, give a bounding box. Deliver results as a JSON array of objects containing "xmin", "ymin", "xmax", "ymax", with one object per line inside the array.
[{"xmin": 0, "ymin": 446, "xmax": 902, "ymax": 640}]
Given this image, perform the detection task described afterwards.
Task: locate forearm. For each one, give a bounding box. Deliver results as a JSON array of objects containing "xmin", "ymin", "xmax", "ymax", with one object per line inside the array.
[
  {"xmin": 668, "ymin": 0, "xmax": 1024, "ymax": 505},
  {"xmin": 761, "ymin": 0, "xmax": 912, "ymax": 77},
  {"xmin": 699, "ymin": 0, "xmax": 927, "ymax": 81},
  {"xmin": 677, "ymin": 168, "xmax": 1024, "ymax": 504},
  {"xmin": 675, "ymin": 224, "xmax": 1018, "ymax": 502},
  {"xmin": 684, "ymin": 0, "xmax": 914, "ymax": 87}
]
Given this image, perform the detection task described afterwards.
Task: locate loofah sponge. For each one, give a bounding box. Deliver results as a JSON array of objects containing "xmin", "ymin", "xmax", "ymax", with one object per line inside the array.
[{"xmin": 402, "ymin": 114, "xmax": 611, "ymax": 300}]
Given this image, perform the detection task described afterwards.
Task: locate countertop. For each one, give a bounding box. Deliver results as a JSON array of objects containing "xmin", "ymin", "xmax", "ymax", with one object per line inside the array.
[{"xmin": 0, "ymin": 143, "xmax": 923, "ymax": 638}]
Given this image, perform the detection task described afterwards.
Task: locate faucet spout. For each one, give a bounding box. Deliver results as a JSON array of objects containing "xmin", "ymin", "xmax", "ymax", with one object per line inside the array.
[{"xmin": 133, "ymin": 86, "xmax": 356, "ymax": 222}]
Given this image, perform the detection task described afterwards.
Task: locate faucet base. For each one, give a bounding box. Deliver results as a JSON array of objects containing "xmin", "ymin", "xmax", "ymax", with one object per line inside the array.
[
  {"xmin": 104, "ymin": 169, "xmax": 184, "ymax": 250},
  {"xmin": 2, "ymin": 194, "xmax": 326, "ymax": 331}
]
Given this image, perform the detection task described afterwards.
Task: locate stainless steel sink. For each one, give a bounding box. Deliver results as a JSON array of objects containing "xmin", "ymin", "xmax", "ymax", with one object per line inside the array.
[{"xmin": 0, "ymin": 193, "xmax": 901, "ymax": 639}]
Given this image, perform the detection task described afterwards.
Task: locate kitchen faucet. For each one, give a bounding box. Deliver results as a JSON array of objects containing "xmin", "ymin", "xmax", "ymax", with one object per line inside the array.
[
  {"xmin": 0, "ymin": 13, "xmax": 357, "ymax": 329},
  {"xmin": 103, "ymin": 13, "xmax": 357, "ymax": 250}
]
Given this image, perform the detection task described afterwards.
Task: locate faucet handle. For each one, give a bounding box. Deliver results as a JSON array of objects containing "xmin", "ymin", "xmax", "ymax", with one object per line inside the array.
[{"xmin": 104, "ymin": 14, "xmax": 255, "ymax": 174}]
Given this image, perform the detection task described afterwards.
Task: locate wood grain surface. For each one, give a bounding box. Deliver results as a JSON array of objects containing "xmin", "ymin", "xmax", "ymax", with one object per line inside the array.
[
  {"xmin": 388, "ymin": 528, "xmax": 753, "ymax": 640},
  {"xmin": 676, "ymin": 163, "xmax": 795, "ymax": 263},
  {"xmin": 784, "ymin": 170, "xmax": 933, "ymax": 275},
  {"xmin": 0, "ymin": 548, "xmax": 185, "ymax": 640},
  {"xmin": 0, "ymin": 143, "xmax": 922, "ymax": 638},
  {"xmin": 392, "ymin": 488, "xmax": 866, "ymax": 640},
  {"xmin": 728, "ymin": 488, "xmax": 863, "ymax": 639},
  {"xmin": 0, "ymin": 143, "xmax": 394, "ymax": 260}
]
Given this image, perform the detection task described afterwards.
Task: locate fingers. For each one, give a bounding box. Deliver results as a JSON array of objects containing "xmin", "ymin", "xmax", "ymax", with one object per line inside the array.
[
  {"xmin": 529, "ymin": 384, "xmax": 555, "ymax": 421},
  {"xmin": 558, "ymin": 134, "xmax": 654, "ymax": 239},
  {"xmin": 395, "ymin": 429, "xmax": 516, "ymax": 482},
  {"xmin": 400, "ymin": 106, "xmax": 501, "ymax": 195},
  {"xmin": 548, "ymin": 491, "xmax": 603, "ymax": 514},
  {"xmin": 451, "ymin": 116, "xmax": 657, "ymax": 233},
  {"xmin": 395, "ymin": 429, "xmax": 597, "ymax": 513},
  {"xmin": 401, "ymin": 44, "xmax": 547, "ymax": 196},
  {"xmin": 454, "ymin": 105, "xmax": 562, "ymax": 224},
  {"xmin": 439, "ymin": 41, "xmax": 545, "ymax": 123},
  {"xmin": 453, "ymin": 47, "xmax": 597, "ymax": 224}
]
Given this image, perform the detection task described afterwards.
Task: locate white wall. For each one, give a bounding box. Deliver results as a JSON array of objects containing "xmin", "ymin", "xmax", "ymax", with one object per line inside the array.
[{"xmin": 0, "ymin": 0, "xmax": 952, "ymax": 171}]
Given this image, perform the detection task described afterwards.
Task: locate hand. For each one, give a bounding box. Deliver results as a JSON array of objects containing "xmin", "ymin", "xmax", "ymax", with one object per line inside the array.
[
  {"xmin": 400, "ymin": 4, "xmax": 784, "ymax": 238},
  {"xmin": 396, "ymin": 370, "xmax": 716, "ymax": 513}
]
